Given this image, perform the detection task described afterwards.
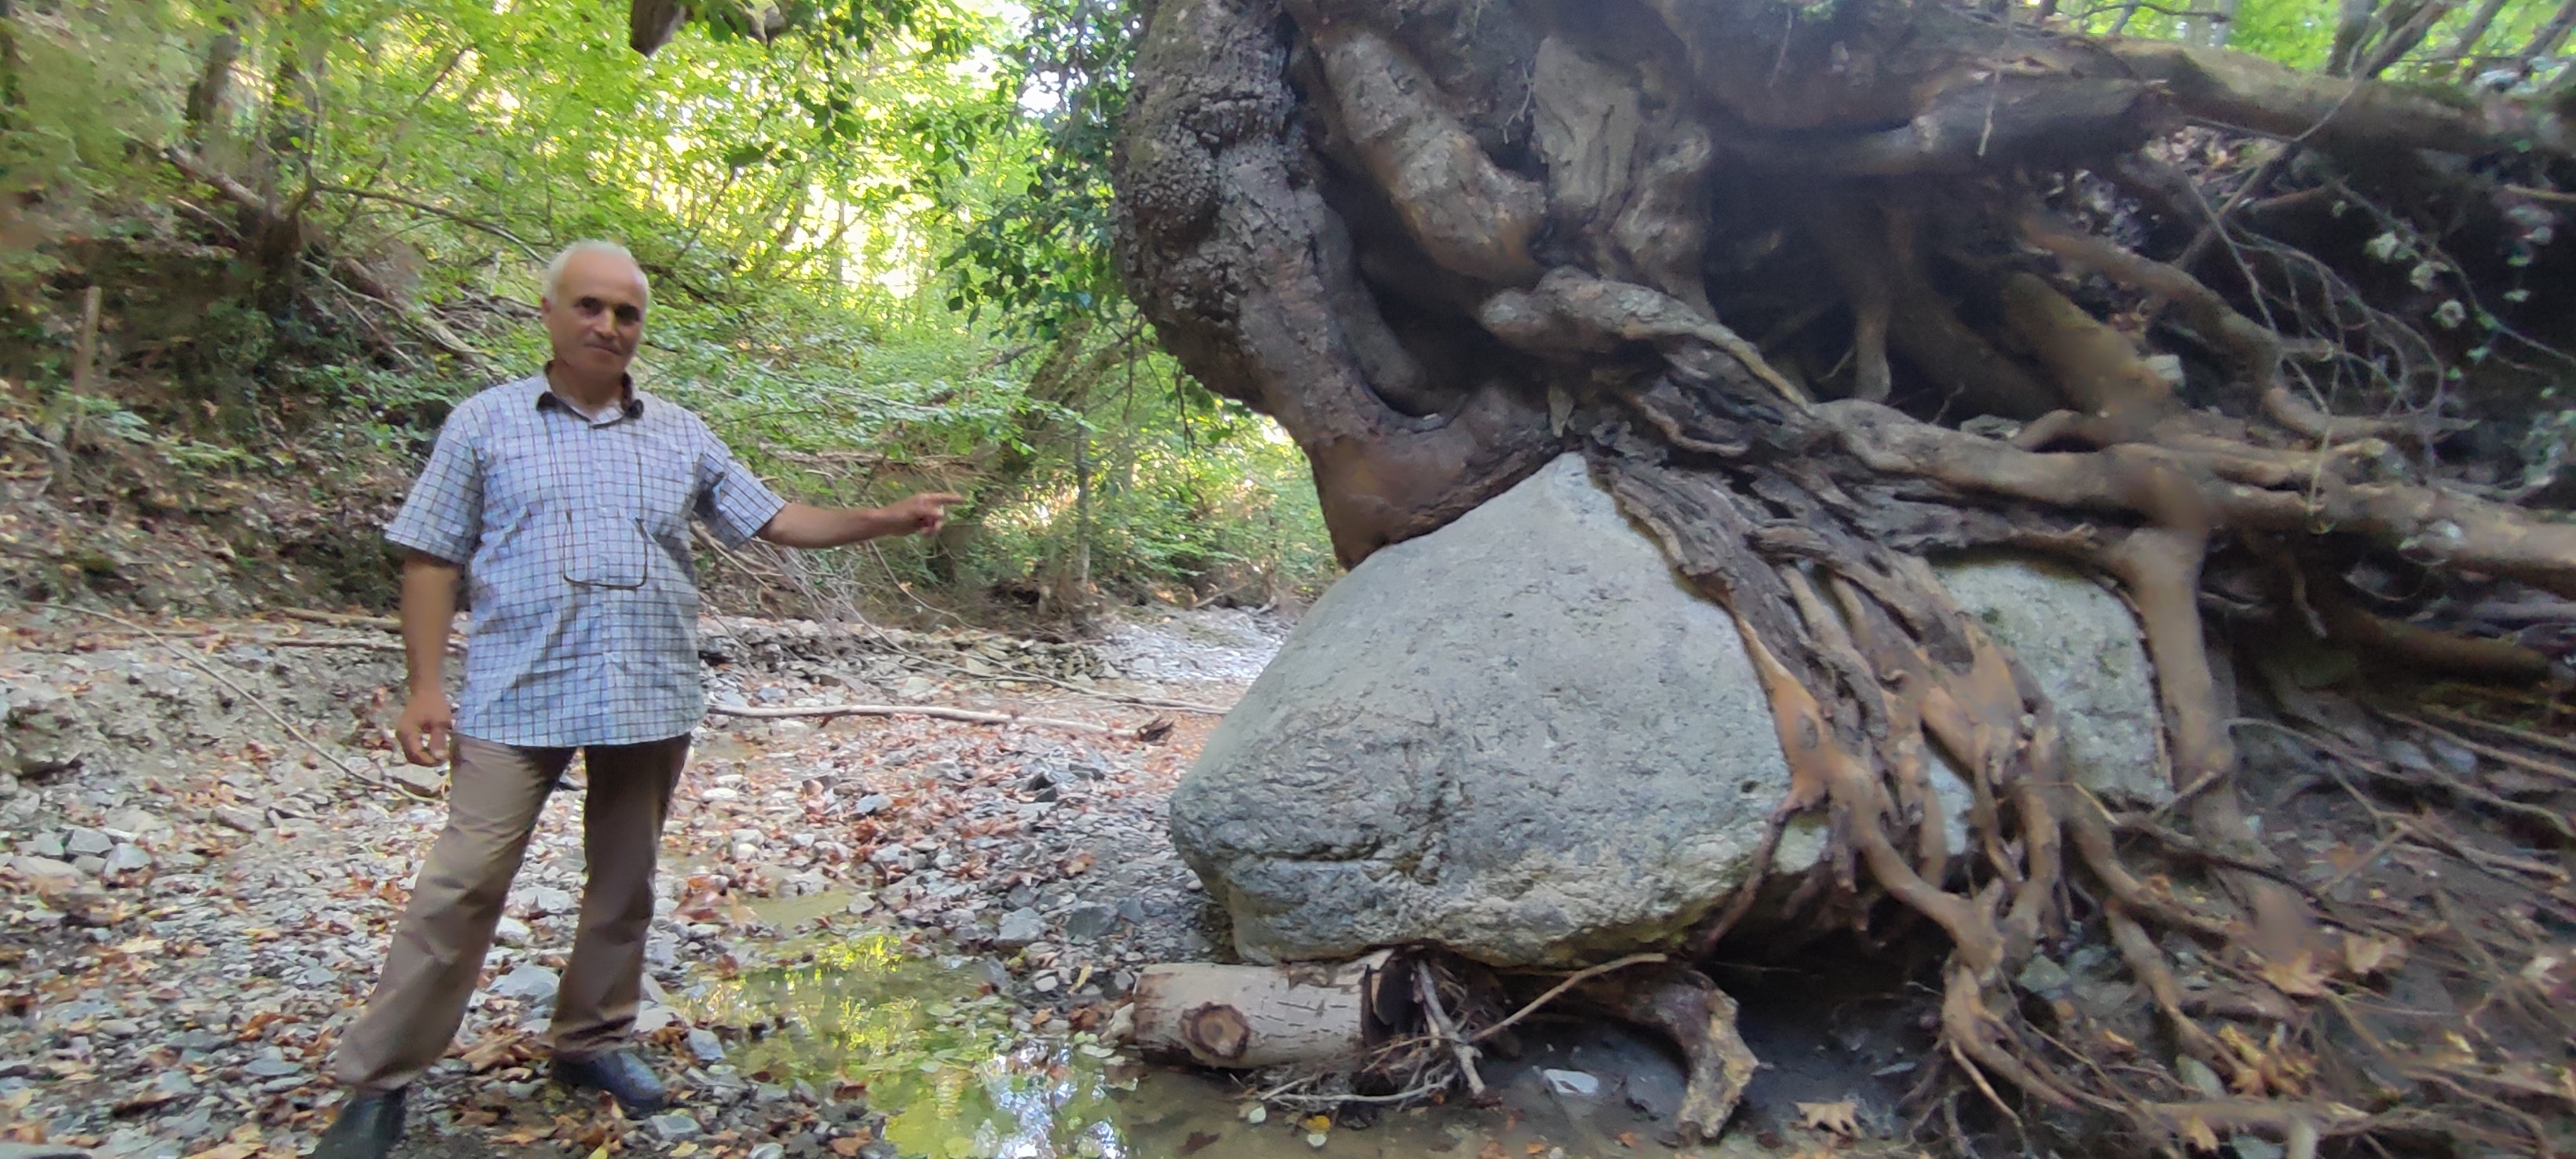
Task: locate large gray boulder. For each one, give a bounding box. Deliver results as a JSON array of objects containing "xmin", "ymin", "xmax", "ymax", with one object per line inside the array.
[{"xmin": 1173, "ymin": 454, "xmax": 2163, "ymax": 967}]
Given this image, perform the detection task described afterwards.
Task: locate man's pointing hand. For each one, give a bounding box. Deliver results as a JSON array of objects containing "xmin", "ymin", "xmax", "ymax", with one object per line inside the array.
[{"xmin": 887, "ymin": 492, "xmax": 967, "ymax": 536}]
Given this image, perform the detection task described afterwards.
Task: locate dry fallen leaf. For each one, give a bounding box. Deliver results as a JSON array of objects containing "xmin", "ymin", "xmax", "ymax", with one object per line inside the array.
[
  {"xmin": 2340, "ymin": 934, "xmax": 2406, "ymax": 977},
  {"xmin": 1617, "ymin": 1131, "xmax": 1641, "ymax": 1148},
  {"xmin": 830, "ymin": 1137, "xmax": 865, "ymax": 1157},
  {"xmin": 1478, "ymin": 1143, "xmax": 1508, "ymax": 1159},
  {"xmin": 459, "ymin": 1032, "xmax": 527, "ymax": 1071},
  {"xmin": 2256, "ymin": 950, "xmax": 2328, "ymax": 997},
  {"xmin": 2180, "ymin": 1114, "xmax": 2219, "ymax": 1152},
  {"xmin": 1796, "ymin": 1099, "xmax": 1861, "ymax": 1136}
]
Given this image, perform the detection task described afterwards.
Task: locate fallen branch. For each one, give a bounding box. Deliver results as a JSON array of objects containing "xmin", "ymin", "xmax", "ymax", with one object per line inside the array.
[
  {"xmin": 273, "ymin": 608, "xmax": 402, "ymax": 631},
  {"xmin": 38, "ymin": 605, "xmax": 431, "ymax": 801},
  {"xmin": 1414, "ymin": 959, "xmax": 1486, "ymax": 1097},
  {"xmin": 704, "ymin": 700, "xmax": 1159, "ymax": 740},
  {"xmin": 75, "ymin": 631, "xmax": 429, "ymax": 656}
]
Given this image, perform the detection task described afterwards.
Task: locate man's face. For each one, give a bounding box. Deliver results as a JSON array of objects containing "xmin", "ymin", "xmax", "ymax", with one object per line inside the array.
[{"xmin": 540, "ymin": 250, "xmax": 649, "ymax": 381}]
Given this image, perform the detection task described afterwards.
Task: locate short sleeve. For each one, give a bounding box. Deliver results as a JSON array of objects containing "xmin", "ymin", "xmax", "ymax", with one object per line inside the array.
[
  {"xmin": 386, "ymin": 403, "xmax": 486, "ymax": 565},
  {"xmin": 691, "ymin": 421, "xmax": 789, "ymax": 550}
]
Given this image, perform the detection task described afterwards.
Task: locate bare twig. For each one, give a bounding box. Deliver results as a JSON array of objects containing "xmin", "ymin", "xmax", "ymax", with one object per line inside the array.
[
  {"xmin": 2314, "ymin": 827, "xmax": 2408, "ymax": 895},
  {"xmin": 2377, "ymin": 707, "xmax": 2576, "ymax": 787},
  {"xmin": 2402, "ymin": 818, "xmax": 2571, "ymax": 883},
  {"xmin": 313, "ymin": 184, "xmax": 545, "ymax": 261},
  {"xmin": 2420, "ymin": 704, "xmax": 2576, "ymax": 762},
  {"xmin": 1471, "ymin": 953, "xmax": 1668, "ymax": 1044}
]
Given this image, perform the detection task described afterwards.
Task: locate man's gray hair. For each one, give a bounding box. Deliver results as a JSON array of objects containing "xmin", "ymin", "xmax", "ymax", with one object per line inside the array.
[{"xmin": 542, "ymin": 239, "xmax": 650, "ymax": 307}]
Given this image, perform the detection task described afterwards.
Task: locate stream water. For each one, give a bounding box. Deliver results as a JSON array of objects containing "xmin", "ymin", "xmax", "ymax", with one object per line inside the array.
[{"xmin": 675, "ymin": 930, "xmax": 1796, "ymax": 1159}]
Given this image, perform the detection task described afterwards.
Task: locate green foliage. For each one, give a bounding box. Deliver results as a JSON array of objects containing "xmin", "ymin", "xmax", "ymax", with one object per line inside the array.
[
  {"xmin": 938, "ymin": 0, "xmax": 1136, "ymax": 341},
  {"xmin": 0, "ymin": 0, "xmax": 1336, "ymax": 613},
  {"xmin": 40, "ymin": 0, "xmax": 2552, "ymax": 618}
]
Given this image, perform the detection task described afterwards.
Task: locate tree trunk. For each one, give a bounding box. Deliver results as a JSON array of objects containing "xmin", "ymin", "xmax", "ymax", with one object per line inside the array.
[
  {"xmin": 1111, "ymin": 0, "xmax": 2576, "ymax": 1147},
  {"xmin": 184, "ymin": 21, "xmax": 243, "ymax": 147}
]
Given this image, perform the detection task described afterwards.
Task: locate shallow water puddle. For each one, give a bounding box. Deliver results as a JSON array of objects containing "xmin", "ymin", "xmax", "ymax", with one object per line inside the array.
[{"xmin": 676, "ymin": 932, "xmax": 1764, "ymax": 1159}]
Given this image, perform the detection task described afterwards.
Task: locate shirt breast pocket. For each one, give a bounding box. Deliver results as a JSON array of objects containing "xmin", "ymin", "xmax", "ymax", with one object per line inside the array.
[
  {"xmin": 560, "ymin": 510, "xmax": 649, "ymax": 588},
  {"xmin": 562, "ymin": 429, "xmax": 695, "ymax": 587}
]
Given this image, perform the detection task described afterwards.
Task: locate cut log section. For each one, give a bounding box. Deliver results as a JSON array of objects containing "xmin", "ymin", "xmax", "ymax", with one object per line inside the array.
[{"xmin": 1130, "ymin": 950, "xmax": 1412, "ymax": 1069}]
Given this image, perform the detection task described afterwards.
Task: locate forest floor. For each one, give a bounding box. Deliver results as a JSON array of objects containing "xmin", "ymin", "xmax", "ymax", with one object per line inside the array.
[
  {"xmin": 2, "ymin": 580, "xmax": 2569, "ymax": 1159},
  {"xmin": 0, "ymin": 602, "xmax": 1941, "ymax": 1159},
  {"xmin": 0, "ymin": 605, "xmax": 1292, "ymax": 1159}
]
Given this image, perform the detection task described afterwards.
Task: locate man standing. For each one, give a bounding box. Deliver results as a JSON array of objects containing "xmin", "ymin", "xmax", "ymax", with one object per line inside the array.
[{"xmin": 313, "ymin": 240, "xmax": 964, "ymax": 1158}]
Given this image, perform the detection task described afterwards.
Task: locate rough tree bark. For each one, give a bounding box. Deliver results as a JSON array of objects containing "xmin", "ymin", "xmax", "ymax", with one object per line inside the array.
[{"xmin": 1108, "ymin": 0, "xmax": 2576, "ymax": 1150}]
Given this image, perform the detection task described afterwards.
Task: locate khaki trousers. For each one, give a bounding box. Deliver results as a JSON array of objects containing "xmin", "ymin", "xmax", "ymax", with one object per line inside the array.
[{"xmin": 328, "ymin": 733, "xmax": 688, "ymax": 1092}]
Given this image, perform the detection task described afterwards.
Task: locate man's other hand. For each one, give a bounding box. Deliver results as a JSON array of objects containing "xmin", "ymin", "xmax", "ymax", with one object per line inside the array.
[
  {"xmin": 397, "ymin": 691, "xmax": 456, "ymax": 766},
  {"xmin": 887, "ymin": 492, "xmax": 967, "ymax": 535}
]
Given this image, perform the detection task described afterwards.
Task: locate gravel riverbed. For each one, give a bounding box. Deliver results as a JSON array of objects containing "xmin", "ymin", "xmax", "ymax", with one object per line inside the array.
[{"xmin": 0, "ymin": 607, "xmax": 1282, "ymax": 1159}]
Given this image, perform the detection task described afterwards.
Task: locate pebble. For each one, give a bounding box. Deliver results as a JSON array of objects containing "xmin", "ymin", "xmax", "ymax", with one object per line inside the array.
[
  {"xmin": 64, "ymin": 827, "xmax": 114, "ymax": 857},
  {"xmin": 387, "ymin": 766, "xmax": 445, "ymax": 796},
  {"xmin": 213, "ymin": 805, "xmax": 266, "ymax": 833},
  {"xmin": 243, "ymin": 1048, "xmax": 302, "ymax": 1078},
  {"xmin": 494, "ymin": 916, "xmax": 532, "ymax": 947},
  {"xmin": 103, "ymin": 807, "xmax": 169, "ymax": 839},
  {"xmin": 529, "ymin": 887, "xmax": 577, "ymax": 916},
  {"xmin": 647, "ymin": 1112, "xmax": 703, "ymax": 1142},
  {"xmin": 1542, "ymin": 1069, "xmax": 1602, "ymax": 1099},
  {"xmin": 489, "ymin": 964, "xmax": 559, "ymax": 1005},
  {"xmin": 994, "ymin": 907, "xmax": 1045, "ymax": 948},
  {"xmin": 1063, "ymin": 903, "xmax": 1118, "ymax": 941},
  {"xmin": 687, "ymin": 1028, "xmax": 726, "ymax": 1064},
  {"xmin": 24, "ymin": 831, "xmax": 64, "ymax": 859}
]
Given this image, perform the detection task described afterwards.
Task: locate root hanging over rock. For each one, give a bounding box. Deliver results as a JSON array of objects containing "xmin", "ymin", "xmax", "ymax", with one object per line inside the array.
[{"xmin": 1114, "ymin": 0, "xmax": 2576, "ymax": 1150}]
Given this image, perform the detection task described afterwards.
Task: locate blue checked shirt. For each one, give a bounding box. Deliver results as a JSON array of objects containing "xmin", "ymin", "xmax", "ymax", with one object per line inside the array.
[{"xmin": 384, "ymin": 372, "xmax": 788, "ymax": 748}]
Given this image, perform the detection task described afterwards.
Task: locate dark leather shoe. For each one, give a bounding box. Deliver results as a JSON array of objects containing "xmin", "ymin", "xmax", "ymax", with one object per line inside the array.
[
  {"xmin": 552, "ymin": 1048, "xmax": 668, "ymax": 1114},
  {"xmin": 309, "ymin": 1088, "xmax": 406, "ymax": 1159}
]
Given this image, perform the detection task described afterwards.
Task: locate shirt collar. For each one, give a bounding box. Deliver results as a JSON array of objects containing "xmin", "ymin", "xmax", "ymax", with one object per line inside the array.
[{"xmin": 534, "ymin": 364, "xmax": 644, "ymax": 421}]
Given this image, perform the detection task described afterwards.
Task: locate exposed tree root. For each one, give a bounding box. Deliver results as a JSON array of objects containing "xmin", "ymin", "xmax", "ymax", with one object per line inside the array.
[{"xmin": 1114, "ymin": 0, "xmax": 2576, "ymax": 1150}]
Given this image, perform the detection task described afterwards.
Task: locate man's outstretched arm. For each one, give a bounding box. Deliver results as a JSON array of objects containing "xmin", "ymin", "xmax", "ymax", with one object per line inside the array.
[{"xmin": 754, "ymin": 492, "xmax": 965, "ymax": 550}]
